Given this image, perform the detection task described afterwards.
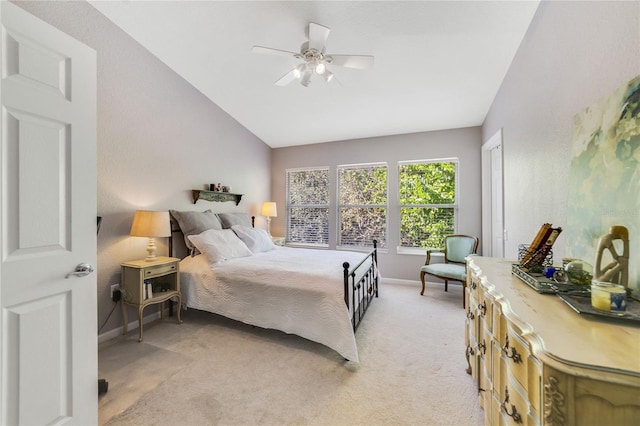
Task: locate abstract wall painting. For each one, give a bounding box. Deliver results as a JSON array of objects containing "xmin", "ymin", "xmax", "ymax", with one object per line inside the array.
[{"xmin": 566, "ymin": 74, "xmax": 640, "ymax": 292}]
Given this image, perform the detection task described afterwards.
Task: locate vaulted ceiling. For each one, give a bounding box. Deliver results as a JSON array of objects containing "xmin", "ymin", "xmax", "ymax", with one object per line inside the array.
[{"xmin": 89, "ymin": 1, "xmax": 540, "ymax": 148}]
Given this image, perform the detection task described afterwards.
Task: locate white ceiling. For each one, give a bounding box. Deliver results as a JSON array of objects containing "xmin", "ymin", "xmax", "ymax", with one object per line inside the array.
[{"xmin": 89, "ymin": 1, "xmax": 540, "ymax": 148}]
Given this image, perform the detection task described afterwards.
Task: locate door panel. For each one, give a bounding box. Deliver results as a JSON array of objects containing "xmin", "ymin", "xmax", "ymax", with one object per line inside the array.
[
  {"xmin": 6, "ymin": 293, "xmax": 72, "ymax": 425},
  {"xmin": 5, "ymin": 109, "xmax": 71, "ymax": 255},
  {"xmin": 1, "ymin": 2, "xmax": 97, "ymax": 424}
]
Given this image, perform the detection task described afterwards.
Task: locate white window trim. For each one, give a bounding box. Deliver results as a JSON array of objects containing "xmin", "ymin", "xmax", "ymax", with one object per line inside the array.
[
  {"xmin": 285, "ymin": 167, "xmax": 330, "ymax": 248},
  {"xmin": 397, "ymin": 158, "xmax": 459, "ymax": 252},
  {"xmin": 336, "ymin": 162, "xmax": 388, "ymax": 248}
]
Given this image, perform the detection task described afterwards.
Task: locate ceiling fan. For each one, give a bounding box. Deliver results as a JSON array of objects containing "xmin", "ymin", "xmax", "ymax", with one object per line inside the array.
[{"xmin": 252, "ymin": 22, "xmax": 374, "ymax": 87}]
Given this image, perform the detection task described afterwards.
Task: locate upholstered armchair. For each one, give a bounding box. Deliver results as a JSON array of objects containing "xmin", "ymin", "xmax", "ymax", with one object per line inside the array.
[{"xmin": 420, "ymin": 234, "xmax": 479, "ymax": 307}]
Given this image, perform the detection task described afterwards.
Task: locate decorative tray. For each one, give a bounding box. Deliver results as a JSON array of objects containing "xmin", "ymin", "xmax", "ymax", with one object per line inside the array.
[
  {"xmin": 558, "ymin": 293, "xmax": 640, "ymax": 325},
  {"xmin": 511, "ymin": 264, "xmax": 590, "ymax": 295}
]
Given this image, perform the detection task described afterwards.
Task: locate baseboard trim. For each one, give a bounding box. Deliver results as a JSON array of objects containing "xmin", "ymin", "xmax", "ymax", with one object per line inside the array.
[
  {"xmin": 382, "ymin": 277, "xmax": 420, "ymax": 286},
  {"xmin": 98, "ymin": 309, "xmax": 167, "ymax": 344}
]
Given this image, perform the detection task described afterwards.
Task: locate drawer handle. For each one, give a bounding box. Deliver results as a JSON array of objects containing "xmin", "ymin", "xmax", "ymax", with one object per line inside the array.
[
  {"xmin": 501, "ymin": 387, "xmax": 523, "ymax": 423},
  {"xmin": 471, "ymin": 281, "xmax": 477, "ymax": 290},
  {"xmin": 466, "ymin": 308, "xmax": 475, "ymax": 320},
  {"xmin": 502, "ymin": 335, "xmax": 522, "ymax": 364},
  {"xmin": 465, "ymin": 344, "xmax": 475, "ymax": 375},
  {"xmin": 145, "ymin": 266, "xmax": 176, "ymax": 275},
  {"xmin": 477, "ymin": 339, "xmax": 486, "ymax": 357},
  {"xmin": 477, "ymin": 301, "xmax": 487, "ymax": 317}
]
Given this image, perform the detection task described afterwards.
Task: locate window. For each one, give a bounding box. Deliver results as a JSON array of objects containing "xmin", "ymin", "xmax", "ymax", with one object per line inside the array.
[
  {"xmin": 338, "ymin": 163, "xmax": 387, "ymax": 248},
  {"xmin": 286, "ymin": 168, "xmax": 329, "ymax": 246},
  {"xmin": 399, "ymin": 159, "xmax": 458, "ymax": 250}
]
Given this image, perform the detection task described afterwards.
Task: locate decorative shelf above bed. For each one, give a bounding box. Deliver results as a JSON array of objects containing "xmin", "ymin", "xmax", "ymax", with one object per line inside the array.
[{"xmin": 192, "ymin": 190, "xmax": 243, "ymax": 205}]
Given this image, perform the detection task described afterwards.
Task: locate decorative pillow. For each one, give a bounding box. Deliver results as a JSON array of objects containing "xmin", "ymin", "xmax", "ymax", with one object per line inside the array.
[
  {"xmin": 169, "ymin": 209, "xmax": 223, "ymax": 254},
  {"xmin": 188, "ymin": 229, "xmax": 253, "ymax": 265},
  {"xmin": 231, "ymin": 225, "xmax": 275, "ymax": 253},
  {"xmin": 217, "ymin": 212, "xmax": 252, "ymax": 229}
]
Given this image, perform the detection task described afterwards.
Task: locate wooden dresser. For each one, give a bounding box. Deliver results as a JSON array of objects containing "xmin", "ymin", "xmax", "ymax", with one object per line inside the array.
[{"xmin": 465, "ymin": 256, "xmax": 640, "ymax": 426}]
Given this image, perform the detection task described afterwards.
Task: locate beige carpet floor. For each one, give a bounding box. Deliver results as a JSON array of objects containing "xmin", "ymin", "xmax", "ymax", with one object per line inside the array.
[{"xmin": 99, "ymin": 279, "xmax": 484, "ymax": 425}]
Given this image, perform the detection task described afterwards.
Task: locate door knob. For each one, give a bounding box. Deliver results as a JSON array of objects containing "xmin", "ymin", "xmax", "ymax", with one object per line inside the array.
[{"xmin": 65, "ymin": 263, "xmax": 95, "ymax": 279}]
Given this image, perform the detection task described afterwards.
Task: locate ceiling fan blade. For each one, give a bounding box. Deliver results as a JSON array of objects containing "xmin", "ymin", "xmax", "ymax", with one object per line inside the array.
[
  {"xmin": 328, "ymin": 54, "xmax": 374, "ymax": 70},
  {"xmin": 308, "ymin": 22, "xmax": 330, "ymax": 52},
  {"xmin": 274, "ymin": 68, "xmax": 299, "ymax": 86},
  {"xmin": 252, "ymin": 45, "xmax": 298, "ymax": 57}
]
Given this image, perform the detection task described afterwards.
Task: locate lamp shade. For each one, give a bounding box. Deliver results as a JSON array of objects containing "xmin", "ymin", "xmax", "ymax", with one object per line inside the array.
[
  {"xmin": 130, "ymin": 210, "xmax": 171, "ymax": 238},
  {"xmin": 260, "ymin": 202, "xmax": 277, "ymax": 218}
]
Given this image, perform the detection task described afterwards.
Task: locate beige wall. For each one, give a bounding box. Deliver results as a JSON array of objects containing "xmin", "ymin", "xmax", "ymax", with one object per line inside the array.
[
  {"xmin": 16, "ymin": 1, "xmax": 271, "ymax": 336},
  {"xmin": 271, "ymin": 127, "xmax": 483, "ymax": 281},
  {"xmin": 482, "ymin": 0, "xmax": 639, "ymax": 290}
]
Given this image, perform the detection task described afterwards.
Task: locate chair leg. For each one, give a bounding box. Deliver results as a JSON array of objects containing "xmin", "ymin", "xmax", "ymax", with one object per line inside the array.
[
  {"xmin": 420, "ymin": 271, "xmax": 426, "ymax": 295},
  {"xmin": 444, "ymin": 280, "xmax": 448, "ymax": 292}
]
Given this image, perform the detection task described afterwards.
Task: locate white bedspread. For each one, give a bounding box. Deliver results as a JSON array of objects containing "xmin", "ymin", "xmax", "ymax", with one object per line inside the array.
[{"xmin": 179, "ymin": 246, "xmax": 373, "ymax": 362}]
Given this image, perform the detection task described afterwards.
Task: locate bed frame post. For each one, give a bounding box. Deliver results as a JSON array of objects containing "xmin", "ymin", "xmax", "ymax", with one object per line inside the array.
[
  {"xmin": 343, "ymin": 262, "xmax": 350, "ymax": 310},
  {"xmin": 343, "ymin": 240, "xmax": 380, "ymax": 332},
  {"xmin": 373, "ymin": 239, "xmax": 379, "ymax": 297}
]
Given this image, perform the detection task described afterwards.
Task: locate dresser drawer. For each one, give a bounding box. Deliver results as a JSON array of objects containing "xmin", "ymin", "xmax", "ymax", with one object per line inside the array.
[
  {"xmin": 467, "ymin": 292, "xmax": 479, "ymax": 332},
  {"xmin": 469, "ymin": 274, "xmax": 482, "ymax": 302},
  {"xmin": 479, "ymin": 365, "xmax": 490, "ymax": 409},
  {"xmin": 493, "ymin": 301, "xmax": 503, "ymax": 340},
  {"xmin": 499, "ymin": 379, "xmax": 531, "ymax": 426},
  {"xmin": 503, "ymin": 328, "xmax": 530, "ymax": 392},
  {"xmin": 144, "ymin": 262, "xmax": 177, "ymax": 278}
]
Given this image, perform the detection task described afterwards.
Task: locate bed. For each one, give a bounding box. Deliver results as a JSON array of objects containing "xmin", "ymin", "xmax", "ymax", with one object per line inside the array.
[{"xmin": 169, "ymin": 210, "xmax": 379, "ymax": 362}]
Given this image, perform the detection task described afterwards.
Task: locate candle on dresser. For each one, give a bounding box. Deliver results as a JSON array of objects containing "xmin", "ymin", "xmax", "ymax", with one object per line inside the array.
[{"xmin": 591, "ymin": 281, "xmax": 626, "ymax": 313}]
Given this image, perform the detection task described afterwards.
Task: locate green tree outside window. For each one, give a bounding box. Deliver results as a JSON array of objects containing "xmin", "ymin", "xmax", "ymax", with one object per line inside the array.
[{"xmin": 399, "ymin": 161, "xmax": 457, "ymax": 249}]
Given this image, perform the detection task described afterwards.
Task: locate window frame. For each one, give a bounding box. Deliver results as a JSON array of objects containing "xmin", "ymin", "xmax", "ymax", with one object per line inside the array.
[
  {"xmin": 397, "ymin": 158, "xmax": 459, "ymax": 255},
  {"xmin": 285, "ymin": 166, "xmax": 330, "ymax": 248},
  {"xmin": 336, "ymin": 162, "xmax": 388, "ymax": 250}
]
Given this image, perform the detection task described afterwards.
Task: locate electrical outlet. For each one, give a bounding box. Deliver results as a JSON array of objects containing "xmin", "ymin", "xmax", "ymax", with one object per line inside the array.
[{"xmin": 110, "ymin": 284, "xmax": 120, "ymax": 300}]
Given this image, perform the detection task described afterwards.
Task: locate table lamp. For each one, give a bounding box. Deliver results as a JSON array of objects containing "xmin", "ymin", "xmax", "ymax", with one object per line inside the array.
[
  {"xmin": 130, "ymin": 210, "xmax": 171, "ymax": 261},
  {"xmin": 260, "ymin": 202, "xmax": 277, "ymax": 236}
]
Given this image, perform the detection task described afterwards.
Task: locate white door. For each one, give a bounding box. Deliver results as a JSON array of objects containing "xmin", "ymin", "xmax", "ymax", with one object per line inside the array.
[
  {"xmin": 490, "ymin": 144, "xmax": 504, "ymax": 258},
  {"xmin": 481, "ymin": 129, "xmax": 504, "ymax": 257},
  {"xmin": 0, "ymin": 3, "xmax": 97, "ymax": 425}
]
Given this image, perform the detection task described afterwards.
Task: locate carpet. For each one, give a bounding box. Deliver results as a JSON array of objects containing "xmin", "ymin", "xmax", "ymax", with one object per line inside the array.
[{"xmin": 99, "ymin": 279, "xmax": 484, "ymax": 425}]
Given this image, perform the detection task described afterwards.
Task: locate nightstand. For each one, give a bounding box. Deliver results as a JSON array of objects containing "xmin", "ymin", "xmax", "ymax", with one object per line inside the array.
[
  {"xmin": 120, "ymin": 256, "xmax": 182, "ymax": 342},
  {"xmin": 271, "ymin": 236, "xmax": 285, "ymax": 246}
]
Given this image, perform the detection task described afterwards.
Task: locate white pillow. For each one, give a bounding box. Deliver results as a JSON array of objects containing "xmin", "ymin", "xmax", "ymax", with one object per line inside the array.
[
  {"xmin": 231, "ymin": 225, "xmax": 275, "ymax": 253},
  {"xmin": 187, "ymin": 229, "xmax": 252, "ymax": 265}
]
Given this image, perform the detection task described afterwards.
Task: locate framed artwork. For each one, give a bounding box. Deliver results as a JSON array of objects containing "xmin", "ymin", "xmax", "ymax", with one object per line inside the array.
[{"xmin": 566, "ymin": 74, "xmax": 640, "ymax": 292}]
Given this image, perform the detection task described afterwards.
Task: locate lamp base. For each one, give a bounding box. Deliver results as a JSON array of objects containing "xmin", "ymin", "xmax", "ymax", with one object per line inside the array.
[
  {"xmin": 145, "ymin": 237, "xmax": 158, "ymax": 262},
  {"xmin": 265, "ymin": 216, "xmax": 272, "ymax": 236}
]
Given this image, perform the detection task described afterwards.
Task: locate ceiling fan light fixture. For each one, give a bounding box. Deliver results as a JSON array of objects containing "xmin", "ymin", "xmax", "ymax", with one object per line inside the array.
[
  {"xmin": 253, "ymin": 22, "xmax": 374, "ymax": 87},
  {"xmin": 293, "ymin": 63, "xmax": 306, "ymax": 79},
  {"xmin": 300, "ymin": 69, "xmax": 313, "ymax": 86}
]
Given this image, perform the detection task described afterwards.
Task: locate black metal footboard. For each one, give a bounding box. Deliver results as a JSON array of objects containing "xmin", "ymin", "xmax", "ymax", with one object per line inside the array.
[{"xmin": 343, "ymin": 240, "xmax": 379, "ymax": 331}]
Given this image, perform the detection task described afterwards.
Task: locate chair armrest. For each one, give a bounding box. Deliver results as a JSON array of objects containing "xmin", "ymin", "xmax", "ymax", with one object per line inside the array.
[{"xmin": 425, "ymin": 248, "xmax": 444, "ymax": 265}]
